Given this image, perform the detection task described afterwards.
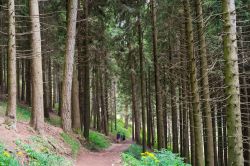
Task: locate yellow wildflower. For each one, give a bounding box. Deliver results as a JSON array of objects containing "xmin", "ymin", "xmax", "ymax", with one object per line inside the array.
[
  {"xmin": 17, "ymin": 151, "xmax": 24, "ymax": 157},
  {"xmin": 3, "ymin": 151, "xmax": 11, "ymax": 158},
  {"xmin": 148, "ymin": 153, "xmax": 155, "ymax": 158}
]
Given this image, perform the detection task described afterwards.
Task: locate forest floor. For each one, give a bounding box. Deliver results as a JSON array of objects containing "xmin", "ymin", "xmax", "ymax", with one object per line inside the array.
[
  {"xmin": 76, "ymin": 140, "xmax": 132, "ymax": 166},
  {"xmin": 0, "ymin": 101, "xmax": 132, "ymax": 166}
]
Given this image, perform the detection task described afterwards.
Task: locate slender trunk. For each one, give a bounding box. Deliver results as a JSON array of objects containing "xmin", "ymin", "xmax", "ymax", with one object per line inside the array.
[
  {"xmin": 147, "ymin": 69, "xmax": 153, "ymax": 148},
  {"xmin": 162, "ymin": 70, "xmax": 168, "ymax": 149},
  {"xmin": 104, "ymin": 70, "xmax": 109, "ymax": 136},
  {"xmin": 17, "ymin": 60, "xmax": 20, "ymax": 101},
  {"xmin": 43, "ymin": 59, "xmax": 50, "ymax": 119},
  {"xmin": 151, "ymin": 0, "xmax": 164, "ymax": 149},
  {"xmin": 180, "ymin": 24, "xmax": 189, "ymax": 163},
  {"xmin": 30, "ymin": 0, "xmax": 44, "ymax": 133},
  {"xmin": 124, "ymin": 103, "xmax": 129, "ymax": 129},
  {"xmin": 183, "ymin": 0, "xmax": 204, "ymax": 164},
  {"xmin": 223, "ymin": 108, "xmax": 228, "ymax": 166},
  {"xmin": 194, "ymin": 0, "xmax": 214, "ymax": 164},
  {"xmin": 169, "ymin": 44, "xmax": 178, "ymax": 153},
  {"xmin": 25, "ymin": 59, "xmax": 31, "ymax": 105},
  {"xmin": 72, "ymin": 65, "xmax": 81, "ymax": 129},
  {"xmin": 222, "ymin": 0, "xmax": 244, "ymax": 165},
  {"xmin": 212, "ymin": 105, "xmax": 218, "ymax": 165},
  {"xmin": 78, "ymin": 0, "xmax": 90, "ymax": 139},
  {"xmin": 5, "ymin": 0, "xmax": 17, "ymax": 128},
  {"xmin": 138, "ymin": 13, "xmax": 146, "ymax": 152},
  {"xmin": 61, "ymin": 0, "xmax": 78, "ymax": 132},
  {"xmin": 129, "ymin": 44, "xmax": 141, "ymax": 144},
  {"xmin": 114, "ymin": 80, "xmax": 117, "ymax": 131},
  {"xmin": 21, "ymin": 60, "xmax": 25, "ymax": 101},
  {"xmin": 218, "ymin": 105, "xmax": 224, "ymax": 166}
]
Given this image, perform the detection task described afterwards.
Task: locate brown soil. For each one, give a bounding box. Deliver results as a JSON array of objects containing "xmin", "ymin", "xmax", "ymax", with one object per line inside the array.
[
  {"xmin": 76, "ymin": 140, "xmax": 132, "ymax": 166},
  {"xmin": 0, "ymin": 116, "xmax": 72, "ymax": 162}
]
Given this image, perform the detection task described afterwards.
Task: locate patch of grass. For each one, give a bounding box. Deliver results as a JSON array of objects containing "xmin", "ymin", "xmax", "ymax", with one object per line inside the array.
[
  {"xmin": 16, "ymin": 137, "xmax": 72, "ymax": 166},
  {"xmin": 60, "ymin": 133, "xmax": 80, "ymax": 158},
  {"xmin": 86, "ymin": 131, "xmax": 111, "ymax": 151},
  {"xmin": 0, "ymin": 102, "xmax": 31, "ymax": 121},
  {"xmin": 16, "ymin": 105, "xmax": 31, "ymax": 121},
  {"xmin": 0, "ymin": 143, "xmax": 20, "ymax": 166},
  {"xmin": 47, "ymin": 114, "xmax": 61, "ymax": 127}
]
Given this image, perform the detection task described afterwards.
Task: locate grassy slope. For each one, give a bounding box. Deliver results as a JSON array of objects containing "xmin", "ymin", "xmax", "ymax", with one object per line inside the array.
[{"xmin": 0, "ymin": 101, "xmax": 80, "ymax": 166}]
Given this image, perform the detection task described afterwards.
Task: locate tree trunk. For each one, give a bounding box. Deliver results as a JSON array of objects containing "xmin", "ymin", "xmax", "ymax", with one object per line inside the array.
[
  {"xmin": 124, "ymin": 103, "xmax": 129, "ymax": 129},
  {"xmin": 212, "ymin": 105, "xmax": 218, "ymax": 165},
  {"xmin": 129, "ymin": 44, "xmax": 140, "ymax": 144},
  {"xmin": 138, "ymin": 13, "xmax": 146, "ymax": 152},
  {"xmin": 169, "ymin": 44, "xmax": 178, "ymax": 153},
  {"xmin": 146, "ymin": 69, "xmax": 153, "ymax": 148},
  {"xmin": 194, "ymin": 0, "xmax": 214, "ymax": 164},
  {"xmin": 183, "ymin": 0, "xmax": 204, "ymax": 164},
  {"xmin": 25, "ymin": 59, "xmax": 31, "ymax": 105},
  {"xmin": 72, "ymin": 65, "xmax": 81, "ymax": 129},
  {"xmin": 21, "ymin": 60, "xmax": 25, "ymax": 101},
  {"xmin": 151, "ymin": 0, "xmax": 164, "ymax": 149},
  {"xmin": 5, "ymin": 0, "xmax": 17, "ymax": 128},
  {"xmin": 218, "ymin": 105, "xmax": 224, "ymax": 166},
  {"xmin": 61, "ymin": 0, "xmax": 78, "ymax": 132},
  {"xmin": 221, "ymin": 0, "xmax": 244, "ymax": 165},
  {"xmin": 29, "ymin": 0, "xmax": 44, "ymax": 133}
]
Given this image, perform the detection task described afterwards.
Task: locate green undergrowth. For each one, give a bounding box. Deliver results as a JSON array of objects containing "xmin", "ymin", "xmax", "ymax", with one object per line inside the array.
[
  {"xmin": 111, "ymin": 119, "xmax": 132, "ymax": 139},
  {"xmin": 122, "ymin": 144, "xmax": 190, "ymax": 166},
  {"xmin": 0, "ymin": 143, "xmax": 19, "ymax": 166},
  {"xmin": 0, "ymin": 102, "xmax": 31, "ymax": 121},
  {"xmin": 46, "ymin": 114, "xmax": 61, "ymax": 127},
  {"xmin": 0, "ymin": 101, "xmax": 61, "ymax": 127},
  {"xmin": 85, "ymin": 130, "xmax": 111, "ymax": 151},
  {"xmin": 60, "ymin": 133, "xmax": 80, "ymax": 158},
  {"xmin": 15, "ymin": 136, "xmax": 72, "ymax": 166}
]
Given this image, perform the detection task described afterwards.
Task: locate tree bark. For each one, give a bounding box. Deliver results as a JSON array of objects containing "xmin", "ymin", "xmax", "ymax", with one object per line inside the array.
[
  {"xmin": 72, "ymin": 65, "xmax": 81, "ymax": 129},
  {"xmin": 5, "ymin": 0, "xmax": 17, "ymax": 128},
  {"xmin": 151, "ymin": 0, "xmax": 164, "ymax": 149},
  {"xmin": 183, "ymin": 0, "xmax": 204, "ymax": 164},
  {"xmin": 138, "ymin": 13, "xmax": 146, "ymax": 152},
  {"xmin": 29, "ymin": 0, "xmax": 44, "ymax": 133},
  {"xmin": 221, "ymin": 0, "xmax": 244, "ymax": 165},
  {"xmin": 61, "ymin": 0, "xmax": 78, "ymax": 132},
  {"xmin": 169, "ymin": 43, "xmax": 178, "ymax": 153},
  {"xmin": 129, "ymin": 44, "xmax": 141, "ymax": 144},
  {"xmin": 194, "ymin": 0, "xmax": 214, "ymax": 165}
]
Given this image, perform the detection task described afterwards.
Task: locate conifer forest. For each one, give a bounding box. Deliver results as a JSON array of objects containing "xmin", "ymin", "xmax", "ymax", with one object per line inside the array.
[{"xmin": 0, "ymin": 0, "xmax": 250, "ymax": 166}]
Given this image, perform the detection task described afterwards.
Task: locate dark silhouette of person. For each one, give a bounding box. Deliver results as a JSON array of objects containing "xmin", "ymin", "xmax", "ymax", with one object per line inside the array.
[
  {"xmin": 116, "ymin": 132, "xmax": 121, "ymax": 143},
  {"xmin": 122, "ymin": 133, "xmax": 126, "ymax": 141}
]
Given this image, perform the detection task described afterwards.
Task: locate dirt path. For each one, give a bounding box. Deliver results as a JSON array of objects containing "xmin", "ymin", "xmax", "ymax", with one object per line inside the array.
[{"xmin": 76, "ymin": 141, "xmax": 131, "ymax": 166}]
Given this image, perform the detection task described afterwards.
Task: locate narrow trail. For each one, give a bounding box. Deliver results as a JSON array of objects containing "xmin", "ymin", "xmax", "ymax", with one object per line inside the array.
[{"xmin": 76, "ymin": 140, "xmax": 132, "ymax": 166}]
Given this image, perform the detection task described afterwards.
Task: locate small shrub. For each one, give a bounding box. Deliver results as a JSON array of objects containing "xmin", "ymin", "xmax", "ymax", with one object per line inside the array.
[
  {"xmin": 122, "ymin": 146, "xmax": 190, "ymax": 166},
  {"xmin": 16, "ymin": 139, "xmax": 72, "ymax": 166},
  {"xmin": 121, "ymin": 153, "xmax": 141, "ymax": 166},
  {"xmin": 0, "ymin": 144, "xmax": 19, "ymax": 166},
  {"xmin": 60, "ymin": 132, "xmax": 80, "ymax": 157},
  {"xmin": 123, "ymin": 144, "xmax": 142, "ymax": 160},
  {"xmin": 112, "ymin": 120, "xmax": 132, "ymax": 138},
  {"xmin": 86, "ymin": 131, "xmax": 111, "ymax": 151}
]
